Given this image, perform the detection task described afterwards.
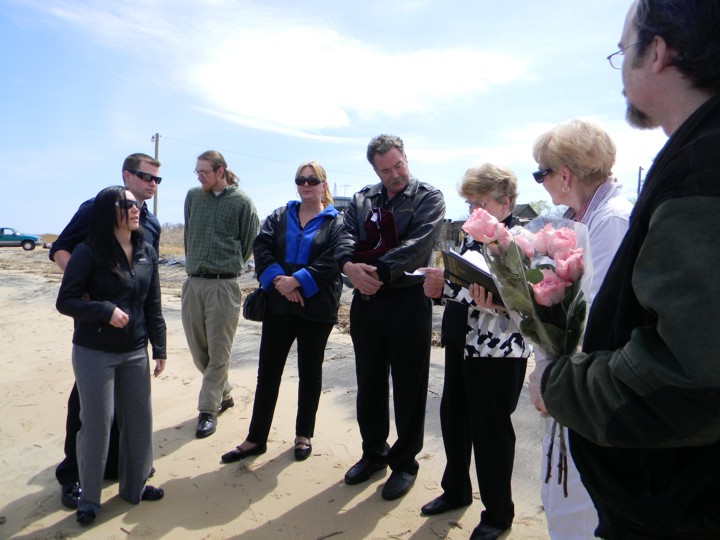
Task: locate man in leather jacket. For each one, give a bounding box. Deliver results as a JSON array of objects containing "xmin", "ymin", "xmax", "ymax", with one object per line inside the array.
[{"xmin": 335, "ymin": 134, "xmax": 445, "ymax": 501}]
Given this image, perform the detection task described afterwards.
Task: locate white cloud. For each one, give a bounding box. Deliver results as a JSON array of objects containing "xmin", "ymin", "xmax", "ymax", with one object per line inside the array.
[{"xmin": 20, "ymin": 0, "xmax": 529, "ymax": 136}]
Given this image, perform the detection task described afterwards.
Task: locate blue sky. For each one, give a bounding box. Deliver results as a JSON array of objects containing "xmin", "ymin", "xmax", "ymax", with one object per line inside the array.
[{"xmin": 1, "ymin": 0, "xmax": 668, "ymax": 236}]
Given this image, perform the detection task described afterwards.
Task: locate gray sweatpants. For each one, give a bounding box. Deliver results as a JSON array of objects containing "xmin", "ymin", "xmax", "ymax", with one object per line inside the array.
[{"xmin": 72, "ymin": 345, "xmax": 153, "ymax": 514}]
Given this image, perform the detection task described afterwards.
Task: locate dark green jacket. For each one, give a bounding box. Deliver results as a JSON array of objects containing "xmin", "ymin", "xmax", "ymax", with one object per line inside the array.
[{"xmin": 543, "ymin": 95, "xmax": 720, "ymax": 538}]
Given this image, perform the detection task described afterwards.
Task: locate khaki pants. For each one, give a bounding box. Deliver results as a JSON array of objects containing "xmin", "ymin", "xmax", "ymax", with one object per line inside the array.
[{"xmin": 181, "ymin": 276, "xmax": 241, "ymax": 415}]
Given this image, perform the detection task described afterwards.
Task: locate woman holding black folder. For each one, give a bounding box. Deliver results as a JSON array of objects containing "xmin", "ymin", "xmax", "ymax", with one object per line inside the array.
[{"xmin": 419, "ymin": 163, "xmax": 530, "ymax": 540}]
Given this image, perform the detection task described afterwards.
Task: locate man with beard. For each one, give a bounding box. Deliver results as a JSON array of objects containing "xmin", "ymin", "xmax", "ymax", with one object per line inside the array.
[
  {"xmin": 50, "ymin": 152, "xmax": 162, "ymax": 509},
  {"xmin": 182, "ymin": 150, "xmax": 258, "ymax": 439},
  {"xmin": 335, "ymin": 134, "xmax": 445, "ymax": 501},
  {"xmin": 534, "ymin": 1, "xmax": 720, "ymax": 538}
]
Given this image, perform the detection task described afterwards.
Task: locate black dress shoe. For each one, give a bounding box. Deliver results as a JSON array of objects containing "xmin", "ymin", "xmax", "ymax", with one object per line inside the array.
[
  {"xmin": 421, "ymin": 495, "xmax": 471, "ymax": 515},
  {"xmin": 294, "ymin": 442, "xmax": 312, "ymax": 461},
  {"xmin": 470, "ymin": 523, "xmax": 508, "ymax": 540},
  {"xmin": 381, "ymin": 470, "xmax": 416, "ymax": 500},
  {"xmin": 221, "ymin": 443, "xmax": 267, "ymax": 463},
  {"xmin": 61, "ymin": 482, "xmax": 81, "ymax": 509},
  {"xmin": 141, "ymin": 485, "xmax": 164, "ymax": 501},
  {"xmin": 196, "ymin": 413, "xmax": 216, "ymax": 438},
  {"xmin": 76, "ymin": 508, "xmax": 96, "ymax": 524},
  {"xmin": 218, "ymin": 396, "xmax": 234, "ymax": 415},
  {"xmin": 344, "ymin": 458, "xmax": 388, "ymax": 485}
]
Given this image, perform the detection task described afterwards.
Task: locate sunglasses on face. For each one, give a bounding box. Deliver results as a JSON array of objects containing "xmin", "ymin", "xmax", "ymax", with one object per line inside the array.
[
  {"xmin": 295, "ymin": 176, "xmax": 323, "ymax": 186},
  {"xmin": 533, "ymin": 168, "xmax": 552, "ymax": 183},
  {"xmin": 116, "ymin": 199, "xmax": 140, "ymax": 210},
  {"xmin": 127, "ymin": 169, "xmax": 162, "ymax": 184}
]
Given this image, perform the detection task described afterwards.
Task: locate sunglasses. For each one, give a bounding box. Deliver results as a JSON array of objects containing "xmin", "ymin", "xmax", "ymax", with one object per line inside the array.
[
  {"xmin": 116, "ymin": 199, "xmax": 140, "ymax": 210},
  {"xmin": 533, "ymin": 168, "xmax": 552, "ymax": 183},
  {"xmin": 127, "ymin": 169, "xmax": 162, "ymax": 184},
  {"xmin": 295, "ymin": 176, "xmax": 323, "ymax": 186}
]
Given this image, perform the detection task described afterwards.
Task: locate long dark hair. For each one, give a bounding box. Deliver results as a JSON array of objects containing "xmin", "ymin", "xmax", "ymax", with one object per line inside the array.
[{"xmin": 89, "ymin": 186, "xmax": 143, "ymax": 277}]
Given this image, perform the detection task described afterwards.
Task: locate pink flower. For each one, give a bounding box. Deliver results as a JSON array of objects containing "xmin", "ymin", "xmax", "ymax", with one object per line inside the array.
[
  {"xmin": 555, "ymin": 248, "xmax": 585, "ymax": 282},
  {"xmin": 532, "ymin": 269, "xmax": 571, "ymax": 306},
  {"xmin": 534, "ymin": 224, "xmax": 577, "ymax": 259},
  {"xmin": 462, "ymin": 208, "xmax": 507, "ymax": 244},
  {"xmin": 533, "ymin": 224, "xmax": 554, "ymax": 255},
  {"xmin": 510, "ymin": 231, "xmax": 535, "ymax": 258}
]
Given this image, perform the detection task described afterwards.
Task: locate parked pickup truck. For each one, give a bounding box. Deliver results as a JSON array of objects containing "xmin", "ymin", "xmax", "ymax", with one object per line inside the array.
[{"xmin": 0, "ymin": 227, "xmax": 43, "ymax": 250}]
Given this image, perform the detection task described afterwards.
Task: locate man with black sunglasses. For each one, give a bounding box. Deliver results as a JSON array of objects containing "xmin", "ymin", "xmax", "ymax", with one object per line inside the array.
[
  {"xmin": 335, "ymin": 134, "xmax": 446, "ymax": 502},
  {"xmin": 49, "ymin": 152, "xmax": 162, "ymax": 510}
]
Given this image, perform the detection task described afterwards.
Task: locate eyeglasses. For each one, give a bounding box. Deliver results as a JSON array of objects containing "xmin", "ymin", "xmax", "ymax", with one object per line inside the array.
[
  {"xmin": 466, "ymin": 200, "xmax": 489, "ymax": 210},
  {"xmin": 295, "ymin": 176, "xmax": 323, "ymax": 186},
  {"xmin": 127, "ymin": 169, "xmax": 162, "ymax": 184},
  {"xmin": 194, "ymin": 169, "xmax": 213, "ymax": 177},
  {"xmin": 533, "ymin": 168, "xmax": 552, "ymax": 183},
  {"xmin": 116, "ymin": 199, "xmax": 140, "ymax": 210},
  {"xmin": 606, "ymin": 42, "xmax": 640, "ymax": 69}
]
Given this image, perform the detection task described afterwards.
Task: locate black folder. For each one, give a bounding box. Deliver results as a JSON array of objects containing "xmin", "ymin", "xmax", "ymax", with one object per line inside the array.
[{"xmin": 441, "ymin": 249, "xmax": 504, "ymax": 306}]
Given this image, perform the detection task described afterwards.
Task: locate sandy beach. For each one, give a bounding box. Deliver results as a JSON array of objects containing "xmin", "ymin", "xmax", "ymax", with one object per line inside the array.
[{"xmin": 0, "ymin": 248, "xmax": 549, "ymax": 540}]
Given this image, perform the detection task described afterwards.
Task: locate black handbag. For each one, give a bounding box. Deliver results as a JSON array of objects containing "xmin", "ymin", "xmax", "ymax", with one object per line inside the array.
[{"xmin": 242, "ymin": 287, "xmax": 266, "ymax": 322}]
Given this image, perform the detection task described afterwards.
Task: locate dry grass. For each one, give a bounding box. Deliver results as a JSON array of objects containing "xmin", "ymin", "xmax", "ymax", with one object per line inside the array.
[{"xmin": 159, "ymin": 223, "xmax": 185, "ymax": 256}]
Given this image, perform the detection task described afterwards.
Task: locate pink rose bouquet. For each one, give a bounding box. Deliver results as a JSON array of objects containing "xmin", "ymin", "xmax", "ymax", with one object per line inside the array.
[{"xmin": 462, "ymin": 209, "xmax": 592, "ymax": 356}]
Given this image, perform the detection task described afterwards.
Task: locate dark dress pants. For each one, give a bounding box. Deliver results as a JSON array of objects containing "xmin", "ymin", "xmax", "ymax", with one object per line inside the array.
[
  {"xmin": 55, "ymin": 383, "xmax": 119, "ymax": 485},
  {"xmin": 349, "ymin": 285, "xmax": 432, "ymax": 475},
  {"xmin": 439, "ymin": 302, "xmax": 527, "ymax": 530},
  {"xmin": 248, "ymin": 313, "xmax": 334, "ymax": 444}
]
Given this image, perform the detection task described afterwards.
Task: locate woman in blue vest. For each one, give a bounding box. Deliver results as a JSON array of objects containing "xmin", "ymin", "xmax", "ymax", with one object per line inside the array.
[{"xmin": 222, "ymin": 161, "xmax": 343, "ymax": 462}]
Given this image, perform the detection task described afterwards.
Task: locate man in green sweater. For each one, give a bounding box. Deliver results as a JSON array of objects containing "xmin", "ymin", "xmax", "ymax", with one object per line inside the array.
[{"xmin": 182, "ymin": 150, "xmax": 259, "ymax": 438}]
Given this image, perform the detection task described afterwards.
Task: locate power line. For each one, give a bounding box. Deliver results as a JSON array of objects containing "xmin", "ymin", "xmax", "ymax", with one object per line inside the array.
[{"xmin": 160, "ymin": 135, "xmax": 373, "ymax": 179}]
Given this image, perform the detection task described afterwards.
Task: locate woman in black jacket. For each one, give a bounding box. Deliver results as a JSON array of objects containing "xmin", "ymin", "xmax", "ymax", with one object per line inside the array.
[
  {"xmin": 56, "ymin": 186, "xmax": 166, "ymax": 524},
  {"xmin": 222, "ymin": 161, "xmax": 343, "ymax": 463}
]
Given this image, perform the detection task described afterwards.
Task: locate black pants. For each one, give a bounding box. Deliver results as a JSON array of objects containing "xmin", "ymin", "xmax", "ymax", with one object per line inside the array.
[
  {"xmin": 439, "ymin": 302, "xmax": 527, "ymax": 530},
  {"xmin": 350, "ymin": 286, "xmax": 432, "ymax": 475},
  {"xmin": 55, "ymin": 383, "xmax": 120, "ymax": 485},
  {"xmin": 247, "ymin": 313, "xmax": 334, "ymax": 445}
]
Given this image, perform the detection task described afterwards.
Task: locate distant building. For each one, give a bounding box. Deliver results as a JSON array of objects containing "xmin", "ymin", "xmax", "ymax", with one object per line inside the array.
[{"xmin": 513, "ymin": 203, "xmax": 538, "ymax": 223}]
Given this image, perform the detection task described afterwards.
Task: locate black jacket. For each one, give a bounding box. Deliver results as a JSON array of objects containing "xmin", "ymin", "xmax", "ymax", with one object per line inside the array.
[
  {"xmin": 335, "ymin": 176, "xmax": 446, "ymax": 287},
  {"xmin": 56, "ymin": 240, "xmax": 166, "ymax": 359},
  {"xmin": 254, "ymin": 202, "xmax": 343, "ymax": 324}
]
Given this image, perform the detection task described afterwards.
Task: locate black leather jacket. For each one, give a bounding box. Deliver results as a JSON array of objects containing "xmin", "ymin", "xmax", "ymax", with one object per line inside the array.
[
  {"xmin": 254, "ymin": 202, "xmax": 343, "ymax": 324},
  {"xmin": 56, "ymin": 240, "xmax": 167, "ymax": 358},
  {"xmin": 335, "ymin": 176, "xmax": 446, "ymax": 287}
]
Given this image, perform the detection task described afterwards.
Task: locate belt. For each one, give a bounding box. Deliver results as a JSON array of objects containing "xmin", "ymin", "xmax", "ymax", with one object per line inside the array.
[{"xmin": 189, "ymin": 273, "xmax": 239, "ymax": 279}]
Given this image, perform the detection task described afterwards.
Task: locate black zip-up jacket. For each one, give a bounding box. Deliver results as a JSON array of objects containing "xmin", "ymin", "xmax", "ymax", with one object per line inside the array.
[
  {"xmin": 335, "ymin": 176, "xmax": 446, "ymax": 287},
  {"xmin": 56, "ymin": 240, "xmax": 167, "ymax": 359},
  {"xmin": 254, "ymin": 202, "xmax": 343, "ymax": 324}
]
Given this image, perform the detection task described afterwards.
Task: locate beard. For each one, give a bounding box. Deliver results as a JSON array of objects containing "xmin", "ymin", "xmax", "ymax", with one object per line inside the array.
[
  {"xmin": 626, "ymin": 102, "xmax": 657, "ymax": 129},
  {"xmin": 623, "ymin": 90, "xmax": 657, "ymax": 129}
]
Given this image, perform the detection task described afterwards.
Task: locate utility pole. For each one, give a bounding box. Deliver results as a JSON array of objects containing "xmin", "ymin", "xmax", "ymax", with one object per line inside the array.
[
  {"xmin": 637, "ymin": 165, "xmax": 644, "ymax": 196},
  {"xmin": 151, "ymin": 133, "xmax": 161, "ymax": 216}
]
